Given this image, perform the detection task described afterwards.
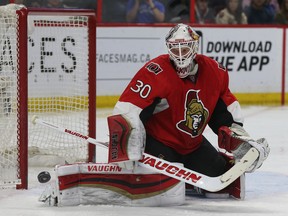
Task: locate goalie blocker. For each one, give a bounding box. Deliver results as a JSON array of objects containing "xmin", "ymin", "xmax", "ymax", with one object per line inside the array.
[
  {"xmin": 107, "ymin": 114, "xmax": 146, "ymax": 169},
  {"xmin": 107, "ymin": 114, "xmax": 131, "ymax": 162}
]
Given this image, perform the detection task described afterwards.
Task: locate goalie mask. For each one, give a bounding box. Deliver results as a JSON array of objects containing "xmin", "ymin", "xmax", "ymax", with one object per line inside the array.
[{"xmin": 166, "ymin": 24, "xmax": 199, "ymax": 78}]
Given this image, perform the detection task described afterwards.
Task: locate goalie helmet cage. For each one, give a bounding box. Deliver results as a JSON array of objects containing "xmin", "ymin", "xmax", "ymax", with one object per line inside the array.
[{"xmin": 0, "ymin": 5, "xmax": 96, "ymax": 189}]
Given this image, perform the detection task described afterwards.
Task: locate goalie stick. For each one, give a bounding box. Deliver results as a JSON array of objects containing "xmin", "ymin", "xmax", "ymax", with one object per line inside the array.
[{"xmin": 31, "ymin": 115, "xmax": 259, "ymax": 192}]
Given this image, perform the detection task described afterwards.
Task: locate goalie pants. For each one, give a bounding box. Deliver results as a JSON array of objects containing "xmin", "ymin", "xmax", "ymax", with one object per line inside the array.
[{"xmin": 145, "ymin": 134, "xmax": 227, "ymax": 177}]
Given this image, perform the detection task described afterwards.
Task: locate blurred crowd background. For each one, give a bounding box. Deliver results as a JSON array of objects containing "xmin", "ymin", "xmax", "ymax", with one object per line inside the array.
[{"xmin": 0, "ymin": 0, "xmax": 287, "ymax": 24}]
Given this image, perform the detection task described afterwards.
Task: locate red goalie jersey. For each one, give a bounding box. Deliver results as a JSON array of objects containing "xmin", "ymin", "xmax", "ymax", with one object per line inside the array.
[{"xmin": 118, "ymin": 54, "xmax": 243, "ymax": 155}]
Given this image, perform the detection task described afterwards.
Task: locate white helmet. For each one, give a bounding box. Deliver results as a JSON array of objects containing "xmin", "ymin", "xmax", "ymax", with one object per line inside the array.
[{"xmin": 165, "ymin": 23, "xmax": 199, "ymax": 78}]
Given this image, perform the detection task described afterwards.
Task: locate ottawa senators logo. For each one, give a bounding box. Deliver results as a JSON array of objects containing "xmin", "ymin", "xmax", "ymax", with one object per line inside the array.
[{"xmin": 177, "ymin": 90, "xmax": 209, "ymax": 137}]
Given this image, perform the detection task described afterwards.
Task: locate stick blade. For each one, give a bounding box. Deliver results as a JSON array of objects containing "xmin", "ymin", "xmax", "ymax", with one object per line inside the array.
[{"xmin": 221, "ymin": 147, "xmax": 259, "ymax": 183}]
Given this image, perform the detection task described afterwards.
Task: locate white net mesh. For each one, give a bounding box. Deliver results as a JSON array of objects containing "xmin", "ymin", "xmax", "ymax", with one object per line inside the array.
[
  {"xmin": 27, "ymin": 14, "xmax": 92, "ymax": 164},
  {"xmin": 0, "ymin": 5, "xmax": 95, "ymax": 188},
  {"xmin": 0, "ymin": 4, "xmax": 23, "ymax": 187}
]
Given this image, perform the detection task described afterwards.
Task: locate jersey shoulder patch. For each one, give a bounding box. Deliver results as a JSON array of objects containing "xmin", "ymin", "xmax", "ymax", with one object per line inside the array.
[{"xmin": 145, "ymin": 62, "xmax": 163, "ymax": 75}]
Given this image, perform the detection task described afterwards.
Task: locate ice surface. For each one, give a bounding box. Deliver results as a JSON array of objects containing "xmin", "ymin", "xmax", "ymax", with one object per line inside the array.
[{"xmin": 1, "ymin": 106, "xmax": 287, "ymax": 216}]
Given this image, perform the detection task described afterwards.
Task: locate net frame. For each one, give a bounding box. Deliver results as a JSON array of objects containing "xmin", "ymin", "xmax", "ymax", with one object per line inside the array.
[
  {"xmin": 0, "ymin": 5, "xmax": 96, "ymax": 189},
  {"xmin": 0, "ymin": 4, "xmax": 28, "ymax": 189}
]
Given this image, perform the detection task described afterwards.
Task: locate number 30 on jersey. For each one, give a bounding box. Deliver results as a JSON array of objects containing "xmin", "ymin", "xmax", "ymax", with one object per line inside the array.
[{"xmin": 130, "ymin": 80, "xmax": 152, "ymax": 99}]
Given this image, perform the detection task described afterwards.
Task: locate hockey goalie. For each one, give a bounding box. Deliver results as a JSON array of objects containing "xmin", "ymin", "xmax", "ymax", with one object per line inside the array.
[{"xmin": 39, "ymin": 23, "xmax": 270, "ymax": 207}]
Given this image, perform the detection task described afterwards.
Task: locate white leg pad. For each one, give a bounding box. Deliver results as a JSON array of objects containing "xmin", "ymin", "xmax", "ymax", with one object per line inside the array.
[{"xmin": 39, "ymin": 163, "xmax": 185, "ymax": 207}]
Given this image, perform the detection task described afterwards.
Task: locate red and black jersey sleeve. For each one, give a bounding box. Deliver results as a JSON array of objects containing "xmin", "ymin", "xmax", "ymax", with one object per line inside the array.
[{"xmin": 207, "ymin": 60, "xmax": 243, "ymax": 134}]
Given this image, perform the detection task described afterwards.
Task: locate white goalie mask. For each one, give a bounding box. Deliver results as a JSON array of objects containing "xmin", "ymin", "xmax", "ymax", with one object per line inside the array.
[{"xmin": 165, "ymin": 24, "xmax": 199, "ymax": 78}]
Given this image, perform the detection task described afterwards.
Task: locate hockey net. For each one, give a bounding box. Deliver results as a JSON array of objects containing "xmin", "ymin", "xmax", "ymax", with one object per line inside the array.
[{"xmin": 0, "ymin": 4, "xmax": 96, "ymax": 189}]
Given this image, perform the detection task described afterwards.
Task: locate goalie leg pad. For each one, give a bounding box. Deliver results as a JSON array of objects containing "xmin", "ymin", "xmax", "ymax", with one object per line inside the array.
[
  {"xmin": 214, "ymin": 152, "xmax": 245, "ymax": 200},
  {"xmin": 203, "ymin": 174, "xmax": 245, "ymax": 200},
  {"xmin": 186, "ymin": 152, "xmax": 245, "ymax": 200},
  {"xmin": 42, "ymin": 163, "xmax": 185, "ymax": 207}
]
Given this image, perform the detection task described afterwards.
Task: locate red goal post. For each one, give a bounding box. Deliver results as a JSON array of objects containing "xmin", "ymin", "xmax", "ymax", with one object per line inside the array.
[{"xmin": 0, "ymin": 4, "xmax": 96, "ymax": 189}]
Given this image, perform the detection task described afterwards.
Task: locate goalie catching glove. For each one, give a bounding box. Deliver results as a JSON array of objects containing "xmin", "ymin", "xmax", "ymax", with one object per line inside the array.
[{"xmin": 218, "ymin": 123, "xmax": 270, "ymax": 172}]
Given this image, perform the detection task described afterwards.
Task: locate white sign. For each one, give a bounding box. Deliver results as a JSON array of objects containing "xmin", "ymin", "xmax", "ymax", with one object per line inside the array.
[
  {"xmin": 27, "ymin": 25, "xmax": 285, "ymax": 97},
  {"xmin": 200, "ymin": 27, "xmax": 283, "ymax": 93},
  {"xmin": 28, "ymin": 24, "xmax": 89, "ymax": 97},
  {"xmin": 96, "ymin": 27, "xmax": 284, "ymax": 95},
  {"xmin": 96, "ymin": 27, "xmax": 168, "ymax": 95}
]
